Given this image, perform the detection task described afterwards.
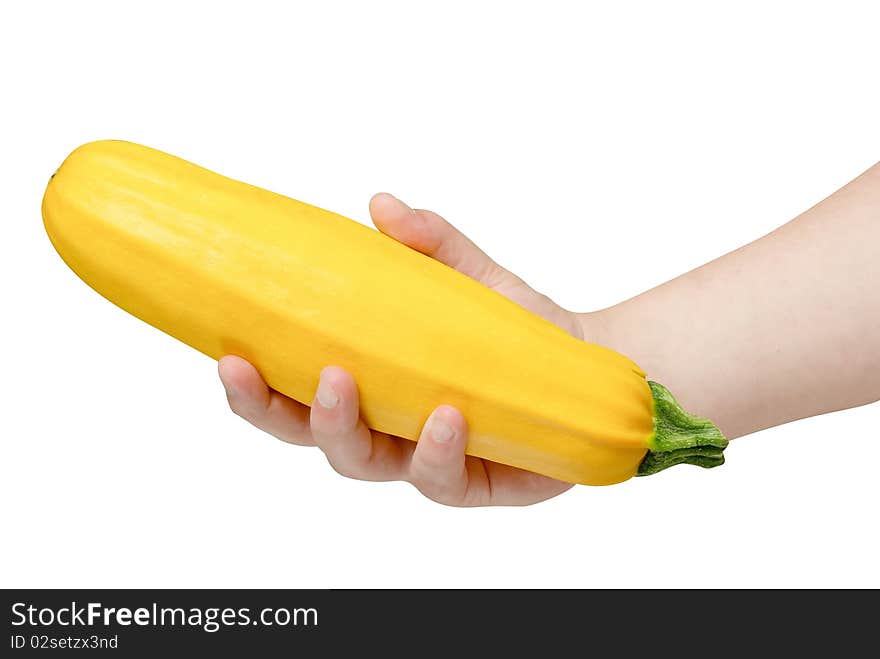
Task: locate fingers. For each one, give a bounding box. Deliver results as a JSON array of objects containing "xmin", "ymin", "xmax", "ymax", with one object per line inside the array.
[
  {"xmin": 369, "ymin": 192, "xmax": 509, "ymax": 287},
  {"xmin": 409, "ymin": 405, "xmax": 471, "ymax": 505},
  {"xmin": 309, "ymin": 377, "xmax": 474, "ymax": 501},
  {"xmin": 218, "ymin": 356, "xmax": 314, "ymax": 445},
  {"xmin": 218, "ymin": 358, "xmax": 415, "ymax": 482},
  {"xmin": 369, "ymin": 192, "xmax": 583, "ymax": 338},
  {"xmin": 218, "ymin": 359, "xmax": 519, "ymax": 505},
  {"xmin": 309, "ymin": 367, "xmax": 413, "ymax": 481}
]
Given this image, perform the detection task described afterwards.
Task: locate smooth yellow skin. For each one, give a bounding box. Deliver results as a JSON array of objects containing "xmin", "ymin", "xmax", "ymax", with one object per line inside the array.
[{"xmin": 42, "ymin": 140, "xmax": 652, "ymax": 485}]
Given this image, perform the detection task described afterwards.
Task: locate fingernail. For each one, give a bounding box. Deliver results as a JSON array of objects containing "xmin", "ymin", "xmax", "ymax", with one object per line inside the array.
[
  {"xmin": 430, "ymin": 415, "xmax": 455, "ymax": 443},
  {"xmin": 316, "ymin": 377, "xmax": 339, "ymax": 409},
  {"xmin": 223, "ymin": 381, "xmax": 237, "ymax": 398}
]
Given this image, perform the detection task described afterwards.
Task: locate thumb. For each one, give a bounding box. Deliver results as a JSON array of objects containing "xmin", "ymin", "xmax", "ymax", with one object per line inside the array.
[
  {"xmin": 369, "ymin": 192, "xmax": 509, "ymax": 287},
  {"xmin": 369, "ymin": 193, "xmax": 583, "ymax": 339}
]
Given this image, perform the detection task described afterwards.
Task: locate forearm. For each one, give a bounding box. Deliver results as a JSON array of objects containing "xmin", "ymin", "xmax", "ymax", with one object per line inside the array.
[{"xmin": 582, "ymin": 162, "xmax": 880, "ymax": 439}]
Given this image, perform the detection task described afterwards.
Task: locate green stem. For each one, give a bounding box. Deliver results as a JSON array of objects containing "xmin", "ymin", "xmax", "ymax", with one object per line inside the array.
[{"xmin": 637, "ymin": 381, "xmax": 729, "ymax": 477}]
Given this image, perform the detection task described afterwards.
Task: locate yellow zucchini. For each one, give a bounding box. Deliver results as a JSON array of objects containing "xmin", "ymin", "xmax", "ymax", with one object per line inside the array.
[{"xmin": 42, "ymin": 140, "xmax": 726, "ymax": 485}]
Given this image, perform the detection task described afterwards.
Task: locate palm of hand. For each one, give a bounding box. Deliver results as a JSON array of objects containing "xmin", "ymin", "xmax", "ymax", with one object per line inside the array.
[{"xmin": 219, "ymin": 194, "xmax": 579, "ymax": 506}]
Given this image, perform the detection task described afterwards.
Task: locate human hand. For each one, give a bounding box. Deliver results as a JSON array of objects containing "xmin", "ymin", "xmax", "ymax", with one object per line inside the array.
[{"xmin": 218, "ymin": 193, "xmax": 583, "ymax": 505}]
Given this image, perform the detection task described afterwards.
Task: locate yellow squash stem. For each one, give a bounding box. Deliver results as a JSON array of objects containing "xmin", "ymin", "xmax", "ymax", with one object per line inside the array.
[{"xmin": 639, "ymin": 381, "xmax": 729, "ymax": 476}]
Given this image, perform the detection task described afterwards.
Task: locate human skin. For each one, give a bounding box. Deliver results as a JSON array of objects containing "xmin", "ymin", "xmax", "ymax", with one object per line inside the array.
[{"xmin": 218, "ymin": 164, "xmax": 880, "ymax": 506}]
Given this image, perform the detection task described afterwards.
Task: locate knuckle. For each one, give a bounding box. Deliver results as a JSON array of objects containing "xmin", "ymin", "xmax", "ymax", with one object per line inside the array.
[
  {"xmin": 227, "ymin": 398, "xmax": 248, "ymax": 418},
  {"xmin": 412, "ymin": 453, "xmax": 444, "ymax": 476},
  {"xmin": 479, "ymin": 262, "xmax": 507, "ymax": 288},
  {"xmin": 411, "ymin": 480, "xmax": 457, "ymax": 506},
  {"xmin": 309, "ymin": 413, "xmax": 332, "ymax": 434},
  {"xmin": 325, "ymin": 454, "xmax": 360, "ymax": 480},
  {"xmin": 409, "ymin": 465, "xmax": 450, "ymax": 502},
  {"xmin": 409, "ymin": 451, "xmax": 468, "ymax": 505},
  {"xmin": 313, "ymin": 414, "xmax": 359, "ymax": 438},
  {"xmin": 277, "ymin": 432, "xmax": 310, "ymax": 446}
]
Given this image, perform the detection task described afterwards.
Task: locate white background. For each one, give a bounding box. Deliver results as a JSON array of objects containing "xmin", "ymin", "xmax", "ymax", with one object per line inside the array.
[{"xmin": 1, "ymin": 1, "xmax": 878, "ymax": 588}]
